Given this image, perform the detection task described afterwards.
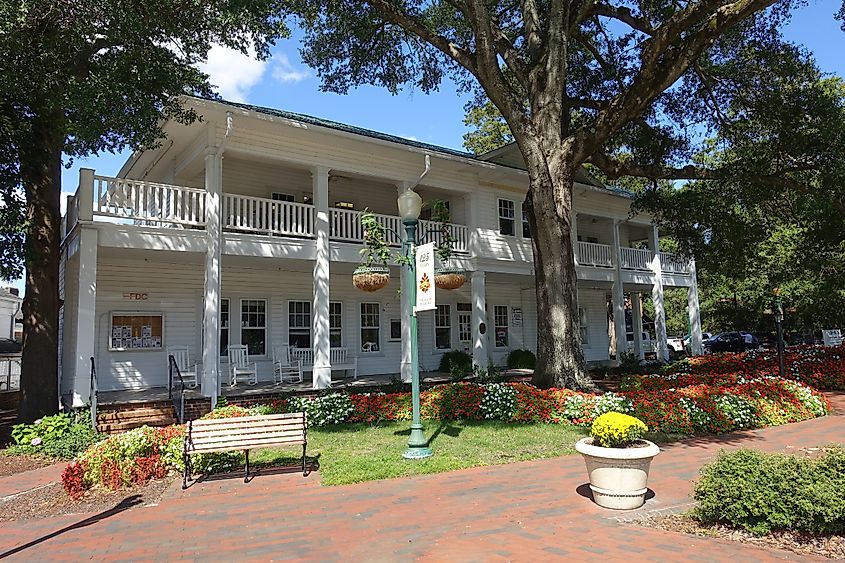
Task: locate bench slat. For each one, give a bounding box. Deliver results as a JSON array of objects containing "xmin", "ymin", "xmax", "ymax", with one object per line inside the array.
[
  {"xmin": 189, "ymin": 419, "xmax": 306, "ymax": 434},
  {"xmin": 188, "ymin": 436, "xmax": 305, "ymax": 454},
  {"xmin": 191, "ymin": 413, "xmax": 305, "ymax": 427},
  {"xmin": 189, "ymin": 428, "xmax": 305, "ymax": 446}
]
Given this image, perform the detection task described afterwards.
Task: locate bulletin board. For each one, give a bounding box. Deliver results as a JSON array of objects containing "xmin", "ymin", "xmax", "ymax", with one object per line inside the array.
[{"xmin": 109, "ymin": 312, "xmax": 164, "ymax": 351}]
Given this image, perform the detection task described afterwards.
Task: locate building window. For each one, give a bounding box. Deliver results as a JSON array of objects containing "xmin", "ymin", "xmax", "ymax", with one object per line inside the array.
[
  {"xmin": 435, "ymin": 304, "xmax": 451, "ymax": 350},
  {"xmin": 579, "ymin": 307, "xmax": 589, "ymax": 345},
  {"xmin": 240, "ymin": 299, "xmax": 266, "ymax": 356},
  {"xmin": 498, "ymin": 199, "xmax": 515, "ymax": 236},
  {"xmin": 360, "ymin": 303, "xmax": 380, "ymax": 353},
  {"xmin": 330, "ymin": 302, "xmax": 343, "ymax": 347},
  {"xmin": 288, "ymin": 301, "xmax": 311, "ymax": 349},
  {"xmin": 457, "ymin": 303, "xmax": 472, "ymax": 342},
  {"xmin": 522, "ymin": 200, "xmax": 531, "ymax": 238},
  {"xmin": 389, "ymin": 319, "xmax": 402, "ymax": 341},
  {"xmin": 494, "ymin": 305, "xmax": 509, "ymax": 347},
  {"xmin": 271, "ymin": 192, "xmax": 295, "ymax": 202},
  {"xmin": 220, "ymin": 299, "xmax": 229, "ymax": 357}
]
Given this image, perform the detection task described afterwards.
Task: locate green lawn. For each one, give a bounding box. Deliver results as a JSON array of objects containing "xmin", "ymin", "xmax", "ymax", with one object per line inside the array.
[{"xmin": 250, "ymin": 421, "xmax": 683, "ymax": 486}]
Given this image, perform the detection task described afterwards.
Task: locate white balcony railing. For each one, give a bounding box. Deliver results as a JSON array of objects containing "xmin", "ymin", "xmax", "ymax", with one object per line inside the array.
[
  {"xmin": 330, "ymin": 208, "xmax": 403, "ymax": 246},
  {"xmin": 95, "ymin": 176, "xmax": 206, "ymax": 227},
  {"xmin": 577, "ymin": 241, "xmax": 613, "ymax": 268},
  {"xmin": 620, "ymin": 247, "xmax": 652, "ymax": 271},
  {"xmin": 419, "ymin": 219, "xmax": 469, "ymax": 254},
  {"xmin": 660, "ymin": 252, "xmax": 691, "ymax": 274},
  {"xmin": 223, "ymin": 193, "xmax": 314, "ymax": 237}
]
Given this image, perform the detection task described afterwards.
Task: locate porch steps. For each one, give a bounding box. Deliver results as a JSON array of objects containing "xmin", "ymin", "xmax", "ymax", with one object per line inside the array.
[{"xmin": 96, "ymin": 401, "xmax": 177, "ymax": 434}]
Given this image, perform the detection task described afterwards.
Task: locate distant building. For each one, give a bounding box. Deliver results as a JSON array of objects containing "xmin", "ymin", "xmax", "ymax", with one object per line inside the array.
[{"xmin": 0, "ymin": 287, "xmax": 22, "ymax": 342}]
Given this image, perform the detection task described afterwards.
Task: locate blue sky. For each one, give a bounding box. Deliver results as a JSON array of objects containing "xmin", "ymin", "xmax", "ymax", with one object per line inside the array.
[{"xmin": 7, "ymin": 0, "xmax": 844, "ymax": 293}]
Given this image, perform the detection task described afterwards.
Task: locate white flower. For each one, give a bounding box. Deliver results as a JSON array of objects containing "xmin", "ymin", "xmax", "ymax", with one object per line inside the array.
[
  {"xmin": 31, "ymin": 437, "xmax": 42, "ymax": 446},
  {"xmin": 34, "ymin": 419, "xmax": 42, "ymax": 425}
]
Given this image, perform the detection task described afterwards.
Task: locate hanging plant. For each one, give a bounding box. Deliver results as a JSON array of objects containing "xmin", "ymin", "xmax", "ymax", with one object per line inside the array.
[
  {"xmin": 430, "ymin": 200, "xmax": 466, "ymax": 290},
  {"xmin": 353, "ymin": 211, "xmax": 391, "ymax": 292}
]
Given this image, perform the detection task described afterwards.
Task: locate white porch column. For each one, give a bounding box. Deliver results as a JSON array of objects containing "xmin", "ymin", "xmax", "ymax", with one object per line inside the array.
[
  {"xmin": 571, "ymin": 210, "xmax": 579, "ymax": 266},
  {"xmin": 471, "ymin": 270, "xmax": 488, "ymax": 368},
  {"xmin": 312, "ymin": 166, "xmax": 332, "ymax": 389},
  {"xmin": 72, "ymin": 167, "xmax": 98, "ymax": 406},
  {"xmin": 687, "ymin": 258, "xmax": 704, "ymax": 356},
  {"xmin": 632, "ymin": 292, "xmax": 644, "ymax": 360},
  {"xmin": 202, "ymin": 149, "xmax": 222, "ymax": 400},
  {"xmin": 649, "ymin": 225, "xmax": 669, "ymax": 361},
  {"xmin": 611, "ymin": 221, "xmax": 627, "ymax": 361}
]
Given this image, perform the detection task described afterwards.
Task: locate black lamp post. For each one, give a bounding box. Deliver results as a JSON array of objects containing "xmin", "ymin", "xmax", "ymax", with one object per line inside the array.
[{"xmin": 773, "ymin": 289, "xmax": 786, "ymax": 378}]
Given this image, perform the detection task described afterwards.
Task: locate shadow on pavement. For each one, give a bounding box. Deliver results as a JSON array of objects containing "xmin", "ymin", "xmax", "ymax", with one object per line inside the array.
[{"xmin": 0, "ymin": 495, "xmax": 143, "ymax": 559}]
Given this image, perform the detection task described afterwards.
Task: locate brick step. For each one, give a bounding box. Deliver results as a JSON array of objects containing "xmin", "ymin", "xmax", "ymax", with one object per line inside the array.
[{"xmin": 97, "ymin": 417, "xmax": 178, "ymax": 434}]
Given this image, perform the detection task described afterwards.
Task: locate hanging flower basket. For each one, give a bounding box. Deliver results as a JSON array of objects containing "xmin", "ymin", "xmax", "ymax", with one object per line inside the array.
[
  {"xmin": 434, "ymin": 267, "xmax": 466, "ymax": 290},
  {"xmin": 353, "ymin": 265, "xmax": 390, "ymax": 292}
]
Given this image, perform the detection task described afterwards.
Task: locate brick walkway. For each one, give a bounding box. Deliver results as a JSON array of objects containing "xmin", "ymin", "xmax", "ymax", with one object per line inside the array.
[
  {"xmin": 0, "ymin": 462, "xmax": 64, "ymax": 499},
  {"xmin": 0, "ymin": 393, "xmax": 842, "ymax": 562}
]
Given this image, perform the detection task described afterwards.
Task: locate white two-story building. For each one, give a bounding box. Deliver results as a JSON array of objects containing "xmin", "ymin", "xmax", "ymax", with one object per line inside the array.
[{"xmin": 58, "ymin": 97, "xmax": 702, "ymax": 407}]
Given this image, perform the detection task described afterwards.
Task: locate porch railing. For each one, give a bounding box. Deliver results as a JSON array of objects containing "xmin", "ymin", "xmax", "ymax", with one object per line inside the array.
[
  {"xmin": 419, "ymin": 219, "xmax": 469, "ymax": 253},
  {"xmin": 620, "ymin": 247, "xmax": 652, "ymax": 271},
  {"xmin": 95, "ymin": 175, "xmax": 207, "ymax": 227},
  {"xmin": 577, "ymin": 241, "xmax": 613, "ymax": 268},
  {"xmin": 223, "ymin": 193, "xmax": 314, "ymax": 237},
  {"xmin": 660, "ymin": 252, "xmax": 691, "ymax": 274},
  {"xmin": 330, "ymin": 208, "xmax": 403, "ymax": 246},
  {"xmin": 89, "ymin": 357, "xmax": 98, "ymax": 430},
  {"xmin": 167, "ymin": 354, "xmax": 186, "ymax": 424}
]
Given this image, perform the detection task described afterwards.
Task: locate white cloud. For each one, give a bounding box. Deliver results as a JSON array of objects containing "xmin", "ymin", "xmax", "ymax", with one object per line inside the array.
[
  {"xmin": 59, "ymin": 191, "xmax": 75, "ymax": 216},
  {"xmin": 197, "ymin": 45, "xmax": 267, "ymax": 103},
  {"xmin": 271, "ymin": 53, "xmax": 310, "ymax": 84}
]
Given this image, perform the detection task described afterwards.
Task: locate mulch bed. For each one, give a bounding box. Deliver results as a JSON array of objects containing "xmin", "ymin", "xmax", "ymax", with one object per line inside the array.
[
  {"xmin": 0, "ymin": 476, "xmax": 175, "ymax": 522},
  {"xmin": 0, "ymin": 453, "xmax": 56, "ymax": 477},
  {"xmin": 636, "ymin": 513, "xmax": 844, "ymax": 560}
]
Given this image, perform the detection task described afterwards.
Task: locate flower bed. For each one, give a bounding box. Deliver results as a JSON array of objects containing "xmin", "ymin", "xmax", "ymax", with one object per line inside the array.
[{"xmin": 668, "ymin": 344, "xmax": 845, "ymax": 390}]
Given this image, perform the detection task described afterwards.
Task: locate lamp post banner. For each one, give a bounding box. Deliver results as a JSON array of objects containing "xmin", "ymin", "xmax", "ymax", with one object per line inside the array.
[{"xmin": 415, "ymin": 242, "xmax": 436, "ymax": 312}]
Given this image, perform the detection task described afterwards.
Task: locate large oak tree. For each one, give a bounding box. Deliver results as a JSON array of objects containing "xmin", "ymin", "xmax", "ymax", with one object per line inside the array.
[
  {"xmin": 1, "ymin": 0, "xmax": 289, "ymax": 421},
  {"xmin": 294, "ymin": 0, "xmax": 810, "ymax": 388}
]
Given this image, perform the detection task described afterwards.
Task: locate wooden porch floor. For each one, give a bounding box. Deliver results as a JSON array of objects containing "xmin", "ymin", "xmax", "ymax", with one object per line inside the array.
[{"xmin": 97, "ymin": 371, "xmax": 460, "ymax": 405}]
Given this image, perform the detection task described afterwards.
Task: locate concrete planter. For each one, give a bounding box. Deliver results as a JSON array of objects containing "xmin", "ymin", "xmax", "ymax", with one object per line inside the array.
[{"xmin": 575, "ymin": 437, "xmax": 660, "ymax": 510}]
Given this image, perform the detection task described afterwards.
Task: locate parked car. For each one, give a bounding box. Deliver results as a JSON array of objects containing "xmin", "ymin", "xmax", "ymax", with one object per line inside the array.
[
  {"xmin": 703, "ymin": 332, "xmax": 760, "ymax": 354},
  {"xmin": 667, "ymin": 333, "xmax": 712, "ymax": 354}
]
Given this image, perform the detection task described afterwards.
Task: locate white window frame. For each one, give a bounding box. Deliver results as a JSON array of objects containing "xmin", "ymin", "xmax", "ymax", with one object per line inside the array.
[
  {"xmin": 494, "ymin": 305, "xmax": 509, "ymax": 348},
  {"xmin": 521, "ymin": 200, "xmax": 531, "ymax": 239},
  {"xmin": 389, "ymin": 319, "xmax": 402, "ymax": 342},
  {"xmin": 288, "ymin": 300, "xmax": 311, "ymax": 349},
  {"xmin": 435, "ymin": 304, "xmax": 452, "ymax": 350},
  {"xmin": 240, "ymin": 299, "xmax": 267, "ymax": 356},
  {"xmin": 329, "ymin": 301, "xmax": 343, "ymax": 347},
  {"xmin": 457, "ymin": 303, "xmax": 472, "ymax": 343},
  {"xmin": 360, "ymin": 303, "xmax": 381, "ymax": 353},
  {"xmin": 220, "ymin": 298, "xmax": 230, "ymax": 357},
  {"xmin": 498, "ymin": 198, "xmax": 515, "ymax": 236}
]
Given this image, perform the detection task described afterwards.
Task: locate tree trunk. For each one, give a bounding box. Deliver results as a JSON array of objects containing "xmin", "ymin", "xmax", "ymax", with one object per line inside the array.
[
  {"xmin": 527, "ymin": 164, "xmax": 594, "ymax": 390},
  {"xmin": 17, "ymin": 114, "xmax": 63, "ymax": 422}
]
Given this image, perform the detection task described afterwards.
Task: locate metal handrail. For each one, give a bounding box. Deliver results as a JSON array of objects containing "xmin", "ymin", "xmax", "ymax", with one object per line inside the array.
[
  {"xmin": 89, "ymin": 357, "xmax": 98, "ymax": 429},
  {"xmin": 168, "ymin": 354, "xmax": 186, "ymax": 423}
]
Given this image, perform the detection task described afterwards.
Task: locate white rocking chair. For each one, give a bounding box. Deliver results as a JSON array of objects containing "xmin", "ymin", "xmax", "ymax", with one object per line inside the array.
[
  {"xmin": 228, "ymin": 345, "xmax": 258, "ymax": 386},
  {"xmin": 167, "ymin": 346, "xmax": 199, "ymax": 389},
  {"xmin": 273, "ymin": 344, "xmax": 303, "ymax": 384}
]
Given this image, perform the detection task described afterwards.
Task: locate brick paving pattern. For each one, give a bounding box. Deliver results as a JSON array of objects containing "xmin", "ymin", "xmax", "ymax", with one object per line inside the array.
[{"xmin": 0, "ymin": 392, "xmax": 842, "ymax": 562}]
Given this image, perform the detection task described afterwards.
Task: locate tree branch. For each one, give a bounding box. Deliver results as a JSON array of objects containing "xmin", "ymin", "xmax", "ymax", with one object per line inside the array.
[{"xmin": 583, "ymin": 4, "xmax": 655, "ymax": 35}]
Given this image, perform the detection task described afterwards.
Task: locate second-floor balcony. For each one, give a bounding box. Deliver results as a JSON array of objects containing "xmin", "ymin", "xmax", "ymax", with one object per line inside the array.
[{"xmin": 63, "ymin": 174, "xmax": 691, "ymax": 275}]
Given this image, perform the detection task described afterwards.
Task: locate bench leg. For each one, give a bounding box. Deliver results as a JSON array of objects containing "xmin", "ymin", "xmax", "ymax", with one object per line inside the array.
[
  {"xmin": 182, "ymin": 454, "xmax": 189, "ymax": 490},
  {"xmin": 302, "ymin": 443, "xmax": 307, "ymax": 476},
  {"xmin": 244, "ymin": 449, "xmax": 250, "ymax": 483}
]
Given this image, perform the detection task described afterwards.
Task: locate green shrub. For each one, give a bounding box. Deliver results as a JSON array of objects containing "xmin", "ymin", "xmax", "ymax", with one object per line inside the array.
[
  {"xmin": 438, "ymin": 350, "xmax": 472, "ymax": 374},
  {"xmin": 590, "ymin": 412, "xmax": 648, "ymax": 448},
  {"xmin": 694, "ymin": 447, "xmax": 845, "ymax": 536},
  {"xmin": 9, "ymin": 412, "xmax": 102, "ymax": 459},
  {"xmin": 506, "ymin": 349, "xmax": 536, "ymax": 369}
]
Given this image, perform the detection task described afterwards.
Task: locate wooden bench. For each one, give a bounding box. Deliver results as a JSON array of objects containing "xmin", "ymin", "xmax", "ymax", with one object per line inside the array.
[
  {"xmin": 291, "ymin": 347, "xmax": 358, "ymax": 379},
  {"xmin": 182, "ymin": 412, "xmax": 307, "ymax": 488}
]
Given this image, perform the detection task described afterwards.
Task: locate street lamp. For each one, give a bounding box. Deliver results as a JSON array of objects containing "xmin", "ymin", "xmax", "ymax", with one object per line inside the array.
[
  {"xmin": 773, "ymin": 288, "xmax": 786, "ymax": 378},
  {"xmin": 397, "ymin": 188, "xmax": 433, "ymax": 460}
]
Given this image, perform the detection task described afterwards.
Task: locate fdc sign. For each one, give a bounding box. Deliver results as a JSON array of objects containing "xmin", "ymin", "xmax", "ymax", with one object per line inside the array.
[{"xmin": 415, "ymin": 242, "xmax": 436, "ymax": 312}]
